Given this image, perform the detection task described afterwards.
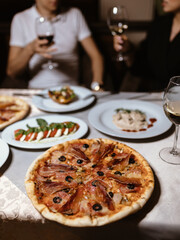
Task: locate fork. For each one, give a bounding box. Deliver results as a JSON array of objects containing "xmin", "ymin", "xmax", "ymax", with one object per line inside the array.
[{"xmin": 13, "ymin": 92, "xmax": 95, "ymax": 100}]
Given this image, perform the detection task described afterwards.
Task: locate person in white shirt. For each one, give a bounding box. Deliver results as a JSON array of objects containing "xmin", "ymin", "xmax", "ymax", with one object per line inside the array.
[{"xmin": 6, "ymin": 0, "xmax": 104, "ymax": 90}]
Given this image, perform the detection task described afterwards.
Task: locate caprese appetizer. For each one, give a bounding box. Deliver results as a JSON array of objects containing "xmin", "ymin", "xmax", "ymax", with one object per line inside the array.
[{"xmin": 14, "ymin": 118, "xmax": 79, "ymax": 142}]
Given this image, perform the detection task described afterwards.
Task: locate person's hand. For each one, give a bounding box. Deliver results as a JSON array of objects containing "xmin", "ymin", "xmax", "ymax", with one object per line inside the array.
[
  {"xmin": 113, "ymin": 35, "xmax": 134, "ymax": 67},
  {"xmin": 30, "ymin": 38, "xmax": 57, "ymax": 58},
  {"xmin": 113, "ymin": 34, "xmax": 131, "ymax": 53}
]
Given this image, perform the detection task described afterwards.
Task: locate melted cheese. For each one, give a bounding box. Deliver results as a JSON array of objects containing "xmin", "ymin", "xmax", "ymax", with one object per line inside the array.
[
  {"xmin": 36, "ymin": 131, "xmax": 44, "ymax": 141},
  {"xmin": 54, "ymin": 129, "xmax": 62, "ymax": 137},
  {"xmin": 64, "ymin": 128, "xmax": 69, "ymax": 135}
]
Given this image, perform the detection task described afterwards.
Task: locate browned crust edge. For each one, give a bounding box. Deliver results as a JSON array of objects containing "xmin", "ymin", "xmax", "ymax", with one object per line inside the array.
[{"xmin": 0, "ymin": 95, "xmax": 30, "ymax": 130}]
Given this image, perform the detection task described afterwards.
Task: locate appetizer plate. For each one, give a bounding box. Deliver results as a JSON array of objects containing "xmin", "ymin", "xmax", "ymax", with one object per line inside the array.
[
  {"xmin": 88, "ymin": 100, "xmax": 172, "ymax": 139},
  {"xmin": 32, "ymin": 86, "xmax": 95, "ymax": 112},
  {"xmin": 1, "ymin": 115, "xmax": 88, "ymax": 149},
  {"xmin": 0, "ymin": 138, "xmax": 9, "ymax": 168}
]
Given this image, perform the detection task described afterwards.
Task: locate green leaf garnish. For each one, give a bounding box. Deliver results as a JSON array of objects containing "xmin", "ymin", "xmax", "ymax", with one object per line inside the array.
[{"xmin": 37, "ymin": 119, "xmax": 48, "ymax": 127}]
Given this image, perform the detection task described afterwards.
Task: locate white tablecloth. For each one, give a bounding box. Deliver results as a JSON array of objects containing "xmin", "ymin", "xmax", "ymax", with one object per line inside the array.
[{"xmin": 0, "ymin": 89, "xmax": 180, "ymax": 240}]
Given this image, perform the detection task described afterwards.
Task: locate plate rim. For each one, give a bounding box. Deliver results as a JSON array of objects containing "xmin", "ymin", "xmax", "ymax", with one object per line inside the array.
[
  {"xmin": 88, "ymin": 99, "xmax": 172, "ymax": 139},
  {"xmin": 32, "ymin": 86, "xmax": 95, "ymax": 113},
  {"xmin": 1, "ymin": 114, "xmax": 88, "ymax": 149},
  {"xmin": 0, "ymin": 138, "xmax": 9, "ymax": 168}
]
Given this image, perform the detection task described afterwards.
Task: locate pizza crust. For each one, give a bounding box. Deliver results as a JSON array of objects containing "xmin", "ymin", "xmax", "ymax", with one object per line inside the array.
[
  {"xmin": 25, "ymin": 138, "xmax": 154, "ymax": 227},
  {"xmin": 0, "ymin": 95, "xmax": 30, "ymax": 130}
]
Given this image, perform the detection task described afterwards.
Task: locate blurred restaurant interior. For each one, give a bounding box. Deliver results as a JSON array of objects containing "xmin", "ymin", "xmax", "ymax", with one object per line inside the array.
[{"xmin": 0, "ymin": 0, "xmax": 162, "ymax": 91}]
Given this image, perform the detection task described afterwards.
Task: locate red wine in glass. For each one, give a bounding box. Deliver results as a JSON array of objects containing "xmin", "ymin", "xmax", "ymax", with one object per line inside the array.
[
  {"xmin": 36, "ymin": 17, "xmax": 58, "ymax": 69},
  {"xmin": 38, "ymin": 35, "xmax": 54, "ymax": 46}
]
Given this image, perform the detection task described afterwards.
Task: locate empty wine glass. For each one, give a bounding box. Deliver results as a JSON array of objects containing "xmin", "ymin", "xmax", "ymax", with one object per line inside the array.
[
  {"xmin": 107, "ymin": 5, "xmax": 128, "ymax": 62},
  {"xmin": 36, "ymin": 17, "xmax": 58, "ymax": 70},
  {"xmin": 159, "ymin": 76, "xmax": 180, "ymax": 164}
]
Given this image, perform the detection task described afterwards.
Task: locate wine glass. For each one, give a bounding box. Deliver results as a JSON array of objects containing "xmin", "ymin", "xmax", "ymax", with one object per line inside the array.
[
  {"xmin": 159, "ymin": 76, "xmax": 180, "ymax": 164},
  {"xmin": 36, "ymin": 17, "xmax": 58, "ymax": 70},
  {"xmin": 107, "ymin": 5, "xmax": 128, "ymax": 62}
]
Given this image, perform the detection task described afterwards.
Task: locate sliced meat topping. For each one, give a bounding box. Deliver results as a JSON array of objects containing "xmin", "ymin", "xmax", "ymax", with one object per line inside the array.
[
  {"xmin": 38, "ymin": 164, "xmax": 76, "ymax": 177},
  {"xmin": 67, "ymin": 144, "xmax": 90, "ymax": 162},
  {"xmin": 106, "ymin": 173, "xmax": 141, "ymax": 185},
  {"xmin": 39, "ymin": 181, "xmax": 71, "ymax": 195},
  {"xmin": 61, "ymin": 186, "xmax": 85, "ymax": 215},
  {"xmin": 91, "ymin": 140, "xmax": 114, "ymax": 164}
]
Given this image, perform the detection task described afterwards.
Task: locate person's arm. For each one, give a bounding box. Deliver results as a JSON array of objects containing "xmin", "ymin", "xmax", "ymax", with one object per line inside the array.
[
  {"xmin": 7, "ymin": 39, "xmax": 56, "ymax": 78},
  {"xmin": 80, "ymin": 36, "xmax": 104, "ymax": 89}
]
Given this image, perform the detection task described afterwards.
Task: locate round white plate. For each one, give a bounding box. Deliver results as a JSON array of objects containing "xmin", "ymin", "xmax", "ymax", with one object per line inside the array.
[
  {"xmin": 88, "ymin": 100, "xmax": 172, "ymax": 139},
  {"xmin": 32, "ymin": 86, "xmax": 95, "ymax": 112},
  {"xmin": 0, "ymin": 138, "xmax": 9, "ymax": 168},
  {"xmin": 1, "ymin": 115, "xmax": 88, "ymax": 149}
]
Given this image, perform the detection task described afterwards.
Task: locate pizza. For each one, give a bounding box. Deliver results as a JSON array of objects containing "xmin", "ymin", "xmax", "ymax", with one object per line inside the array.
[
  {"xmin": 48, "ymin": 86, "xmax": 76, "ymax": 104},
  {"xmin": 25, "ymin": 138, "xmax": 154, "ymax": 227},
  {"xmin": 0, "ymin": 95, "xmax": 29, "ymax": 130}
]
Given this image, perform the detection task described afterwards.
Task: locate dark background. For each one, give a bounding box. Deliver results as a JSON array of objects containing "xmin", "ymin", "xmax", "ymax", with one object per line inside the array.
[{"xmin": 0, "ymin": 0, "xmax": 153, "ymax": 91}]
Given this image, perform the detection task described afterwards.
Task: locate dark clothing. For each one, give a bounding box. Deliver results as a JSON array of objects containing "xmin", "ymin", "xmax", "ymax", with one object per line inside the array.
[{"xmin": 131, "ymin": 14, "xmax": 180, "ymax": 91}]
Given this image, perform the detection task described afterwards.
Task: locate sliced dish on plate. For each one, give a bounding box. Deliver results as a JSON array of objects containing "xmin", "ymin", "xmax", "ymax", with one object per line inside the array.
[
  {"xmin": 48, "ymin": 86, "xmax": 77, "ymax": 104},
  {"xmin": 32, "ymin": 86, "xmax": 95, "ymax": 113}
]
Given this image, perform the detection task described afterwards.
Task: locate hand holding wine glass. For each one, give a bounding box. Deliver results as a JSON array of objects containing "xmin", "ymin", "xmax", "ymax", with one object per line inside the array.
[
  {"xmin": 36, "ymin": 17, "xmax": 58, "ymax": 70},
  {"xmin": 159, "ymin": 76, "xmax": 180, "ymax": 164},
  {"xmin": 107, "ymin": 5, "xmax": 128, "ymax": 62}
]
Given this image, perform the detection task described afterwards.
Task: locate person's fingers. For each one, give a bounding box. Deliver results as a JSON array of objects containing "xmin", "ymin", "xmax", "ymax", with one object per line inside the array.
[
  {"xmin": 113, "ymin": 35, "xmax": 123, "ymax": 51},
  {"xmin": 114, "ymin": 35, "xmax": 124, "ymax": 44},
  {"xmin": 37, "ymin": 39, "xmax": 49, "ymax": 46},
  {"xmin": 36, "ymin": 46, "xmax": 57, "ymax": 54},
  {"xmin": 45, "ymin": 47, "xmax": 57, "ymax": 53},
  {"xmin": 40, "ymin": 53, "xmax": 53, "ymax": 59},
  {"xmin": 113, "ymin": 34, "xmax": 131, "ymax": 52},
  {"xmin": 113, "ymin": 38, "xmax": 122, "ymax": 51},
  {"xmin": 121, "ymin": 34, "xmax": 128, "ymax": 41}
]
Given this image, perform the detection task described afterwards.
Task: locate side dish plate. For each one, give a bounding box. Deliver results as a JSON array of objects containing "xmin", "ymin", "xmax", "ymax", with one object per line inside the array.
[
  {"xmin": 88, "ymin": 100, "xmax": 172, "ymax": 139},
  {"xmin": 32, "ymin": 86, "xmax": 95, "ymax": 112},
  {"xmin": 1, "ymin": 115, "xmax": 88, "ymax": 149}
]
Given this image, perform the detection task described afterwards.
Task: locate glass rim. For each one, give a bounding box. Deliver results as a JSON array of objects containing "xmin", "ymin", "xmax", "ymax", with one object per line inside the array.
[{"xmin": 169, "ymin": 76, "xmax": 180, "ymax": 85}]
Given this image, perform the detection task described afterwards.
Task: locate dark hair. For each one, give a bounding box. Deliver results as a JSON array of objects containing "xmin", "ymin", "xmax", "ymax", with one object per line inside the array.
[{"xmin": 58, "ymin": 0, "xmax": 71, "ymax": 14}]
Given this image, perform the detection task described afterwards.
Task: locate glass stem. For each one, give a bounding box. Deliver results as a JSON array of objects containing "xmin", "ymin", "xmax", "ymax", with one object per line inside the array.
[{"xmin": 171, "ymin": 124, "xmax": 179, "ymax": 155}]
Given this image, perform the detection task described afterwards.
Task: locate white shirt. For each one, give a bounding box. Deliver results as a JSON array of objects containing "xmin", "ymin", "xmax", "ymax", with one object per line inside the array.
[{"xmin": 10, "ymin": 6, "xmax": 91, "ymax": 88}]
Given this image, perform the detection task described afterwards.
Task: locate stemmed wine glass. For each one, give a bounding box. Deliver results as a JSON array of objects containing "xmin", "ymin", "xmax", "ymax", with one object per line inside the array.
[
  {"xmin": 36, "ymin": 17, "xmax": 58, "ymax": 70},
  {"xmin": 107, "ymin": 5, "xmax": 128, "ymax": 62},
  {"xmin": 159, "ymin": 76, "xmax": 180, "ymax": 164}
]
